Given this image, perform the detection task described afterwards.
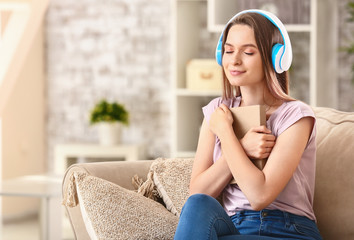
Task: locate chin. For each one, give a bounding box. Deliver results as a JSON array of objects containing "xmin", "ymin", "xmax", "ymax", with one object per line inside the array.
[{"xmin": 227, "ymin": 78, "xmax": 245, "ymax": 87}]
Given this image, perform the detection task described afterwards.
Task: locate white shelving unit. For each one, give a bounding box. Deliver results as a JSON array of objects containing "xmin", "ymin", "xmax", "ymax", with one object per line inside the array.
[
  {"xmin": 171, "ymin": 0, "xmax": 218, "ymax": 157},
  {"xmin": 171, "ymin": 0, "xmax": 336, "ymax": 157}
]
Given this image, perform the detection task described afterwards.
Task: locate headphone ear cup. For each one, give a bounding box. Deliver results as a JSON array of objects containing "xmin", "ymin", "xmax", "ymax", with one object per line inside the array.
[
  {"xmin": 215, "ymin": 40, "xmax": 223, "ymax": 66},
  {"xmin": 272, "ymin": 43, "xmax": 284, "ymax": 73}
]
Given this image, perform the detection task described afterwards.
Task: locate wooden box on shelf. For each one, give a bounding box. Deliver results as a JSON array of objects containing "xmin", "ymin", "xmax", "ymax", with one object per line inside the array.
[{"xmin": 186, "ymin": 59, "xmax": 223, "ymax": 91}]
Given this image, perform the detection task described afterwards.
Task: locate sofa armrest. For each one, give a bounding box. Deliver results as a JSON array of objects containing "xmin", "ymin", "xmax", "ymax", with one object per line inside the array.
[{"xmin": 62, "ymin": 160, "xmax": 152, "ymax": 240}]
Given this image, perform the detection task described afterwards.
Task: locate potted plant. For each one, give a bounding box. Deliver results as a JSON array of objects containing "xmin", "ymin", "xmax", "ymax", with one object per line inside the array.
[{"xmin": 90, "ymin": 99, "xmax": 129, "ymax": 145}]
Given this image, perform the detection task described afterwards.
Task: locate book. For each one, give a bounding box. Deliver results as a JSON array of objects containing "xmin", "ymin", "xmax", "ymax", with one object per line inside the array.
[{"xmin": 229, "ymin": 105, "xmax": 267, "ymax": 184}]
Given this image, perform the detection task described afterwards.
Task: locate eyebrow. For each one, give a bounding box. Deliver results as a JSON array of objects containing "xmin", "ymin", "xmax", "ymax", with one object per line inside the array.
[{"xmin": 224, "ymin": 43, "xmax": 257, "ymax": 48}]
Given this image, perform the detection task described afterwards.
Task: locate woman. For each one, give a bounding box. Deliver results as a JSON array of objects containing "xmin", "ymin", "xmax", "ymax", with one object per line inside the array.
[{"xmin": 174, "ymin": 10, "xmax": 322, "ymax": 240}]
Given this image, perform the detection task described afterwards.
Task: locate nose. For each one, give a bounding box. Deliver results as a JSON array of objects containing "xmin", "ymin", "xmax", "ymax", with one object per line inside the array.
[{"xmin": 232, "ymin": 52, "xmax": 242, "ymax": 65}]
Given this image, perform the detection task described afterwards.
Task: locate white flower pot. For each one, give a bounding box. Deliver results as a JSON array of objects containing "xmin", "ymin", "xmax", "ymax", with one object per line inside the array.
[{"xmin": 98, "ymin": 122, "xmax": 122, "ymax": 146}]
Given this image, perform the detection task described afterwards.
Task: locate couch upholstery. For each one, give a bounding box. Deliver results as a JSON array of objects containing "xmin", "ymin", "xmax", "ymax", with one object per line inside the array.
[{"xmin": 62, "ymin": 107, "xmax": 354, "ymax": 240}]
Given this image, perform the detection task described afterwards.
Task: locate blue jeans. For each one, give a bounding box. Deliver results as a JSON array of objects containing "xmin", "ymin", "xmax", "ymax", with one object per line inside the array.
[{"xmin": 174, "ymin": 194, "xmax": 322, "ymax": 240}]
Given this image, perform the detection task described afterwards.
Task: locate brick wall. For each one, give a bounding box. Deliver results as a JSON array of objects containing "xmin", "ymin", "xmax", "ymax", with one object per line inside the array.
[{"xmin": 45, "ymin": 0, "xmax": 171, "ymax": 170}]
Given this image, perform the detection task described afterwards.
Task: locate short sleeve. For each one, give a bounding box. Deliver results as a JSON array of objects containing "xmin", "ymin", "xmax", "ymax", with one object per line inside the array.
[
  {"xmin": 276, "ymin": 101, "xmax": 316, "ymax": 137},
  {"xmin": 202, "ymin": 97, "xmax": 241, "ymax": 123},
  {"xmin": 202, "ymin": 97, "xmax": 223, "ymax": 123}
]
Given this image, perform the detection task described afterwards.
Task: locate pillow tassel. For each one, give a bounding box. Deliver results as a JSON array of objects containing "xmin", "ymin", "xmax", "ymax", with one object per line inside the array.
[
  {"xmin": 62, "ymin": 172, "xmax": 79, "ymax": 207},
  {"xmin": 134, "ymin": 171, "xmax": 160, "ymax": 201},
  {"xmin": 132, "ymin": 174, "xmax": 144, "ymax": 190}
]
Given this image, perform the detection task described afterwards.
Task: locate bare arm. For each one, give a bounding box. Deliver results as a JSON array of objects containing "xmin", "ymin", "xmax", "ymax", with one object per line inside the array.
[
  {"xmin": 210, "ymin": 104, "xmax": 314, "ymax": 210},
  {"xmin": 189, "ymin": 119, "xmax": 233, "ymax": 198}
]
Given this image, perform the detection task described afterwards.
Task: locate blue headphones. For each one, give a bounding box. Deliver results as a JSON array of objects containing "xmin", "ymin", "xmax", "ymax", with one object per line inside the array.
[{"xmin": 215, "ymin": 9, "xmax": 292, "ymax": 74}]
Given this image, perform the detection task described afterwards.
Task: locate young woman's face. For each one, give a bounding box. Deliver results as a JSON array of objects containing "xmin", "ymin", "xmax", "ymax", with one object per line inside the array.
[{"xmin": 222, "ymin": 24, "xmax": 265, "ymax": 88}]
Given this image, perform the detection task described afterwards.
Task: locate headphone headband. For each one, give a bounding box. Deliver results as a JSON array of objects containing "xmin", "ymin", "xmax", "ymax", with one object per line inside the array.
[{"xmin": 215, "ymin": 9, "xmax": 292, "ymax": 74}]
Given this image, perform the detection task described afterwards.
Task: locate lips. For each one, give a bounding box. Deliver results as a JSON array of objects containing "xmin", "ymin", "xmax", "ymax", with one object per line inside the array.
[{"xmin": 229, "ymin": 70, "xmax": 246, "ymax": 76}]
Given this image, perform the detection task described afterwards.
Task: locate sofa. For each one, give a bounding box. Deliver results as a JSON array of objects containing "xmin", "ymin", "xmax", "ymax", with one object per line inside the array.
[{"xmin": 62, "ymin": 107, "xmax": 354, "ymax": 240}]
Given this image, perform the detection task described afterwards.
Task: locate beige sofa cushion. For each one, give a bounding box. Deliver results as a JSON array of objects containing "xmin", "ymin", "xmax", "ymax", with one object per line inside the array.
[
  {"xmin": 152, "ymin": 158, "xmax": 194, "ymax": 216},
  {"xmin": 70, "ymin": 171, "xmax": 178, "ymax": 240},
  {"xmin": 313, "ymin": 107, "xmax": 354, "ymax": 239},
  {"xmin": 136, "ymin": 158, "xmax": 194, "ymax": 217}
]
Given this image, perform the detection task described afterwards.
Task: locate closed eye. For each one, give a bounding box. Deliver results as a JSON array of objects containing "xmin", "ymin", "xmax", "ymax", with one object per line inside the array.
[{"xmin": 244, "ymin": 52, "xmax": 254, "ymax": 55}]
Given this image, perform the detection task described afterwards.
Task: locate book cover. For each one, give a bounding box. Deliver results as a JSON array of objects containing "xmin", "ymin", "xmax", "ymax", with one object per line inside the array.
[{"xmin": 229, "ymin": 105, "xmax": 267, "ymax": 184}]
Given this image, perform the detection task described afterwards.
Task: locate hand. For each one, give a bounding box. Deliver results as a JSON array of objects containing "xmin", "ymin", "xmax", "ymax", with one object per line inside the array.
[
  {"xmin": 240, "ymin": 126, "xmax": 276, "ymax": 159},
  {"xmin": 209, "ymin": 104, "xmax": 234, "ymax": 137}
]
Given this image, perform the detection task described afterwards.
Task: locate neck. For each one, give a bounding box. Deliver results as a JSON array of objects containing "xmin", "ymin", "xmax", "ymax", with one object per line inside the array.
[{"xmin": 239, "ymin": 84, "xmax": 282, "ymax": 108}]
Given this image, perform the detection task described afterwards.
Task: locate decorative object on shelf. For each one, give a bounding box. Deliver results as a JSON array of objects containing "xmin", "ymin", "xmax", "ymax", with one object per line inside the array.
[
  {"xmin": 90, "ymin": 99, "xmax": 129, "ymax": 145},
  {"xmin": 186, "ymin": 59, "xmax": 222, "ymax": 91}
]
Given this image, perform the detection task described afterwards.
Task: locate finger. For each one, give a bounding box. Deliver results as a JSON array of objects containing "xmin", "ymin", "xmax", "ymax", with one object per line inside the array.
[
  {"xmin": 260, "ymin": 148, "xmax": 272, "ymax": 158},
  {"xmin": 215, "ymin": 107, "xmax": 225, "ymax": 114},
  {"xmin": 265, "ymin": 147, "xmax": 273, "ymax": 153},
  {"xmin": 261, "ymin": 152, "xmax": 271, "ymax": 159},
  {"xmin": 256, "ymin": 151, "xmax": 269, "ymax": 159},
  {"xmin": 219, "ymin": 104, "xmax": 229, "ymax": 112},
  {"xmin": 252, "ymin": 125, "xmax": 271, "ymax": 134},
  {"xmin": 261, "ymin": 133, "xmax": 276, "ymax": 141},
  {"xmin": 267, "ymin": 134, "xmax": 276, "ymax": 141},
  {"xmin": 263, "ymin": 141, "xmax": 275, "ymax": 148}
]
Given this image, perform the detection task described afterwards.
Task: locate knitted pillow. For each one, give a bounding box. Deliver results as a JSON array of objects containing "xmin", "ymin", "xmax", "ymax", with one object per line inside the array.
[
  {"xmin": 136, "ymin": 158, "xmax": 194, "ymax": 217},
  {"xmin": 67, "ymin": 171, "xmax": 178, "ymax": 240}
]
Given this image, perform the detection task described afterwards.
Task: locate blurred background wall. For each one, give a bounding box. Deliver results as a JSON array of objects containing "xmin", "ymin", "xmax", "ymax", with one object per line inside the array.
[
  {"xmin": 45, "ymin": 0, "xmax": 353, "ymax": 171},
  {"xmin": 338, "ymin": 0, "xmax": 354, "ymax": 111},
  {"xmin": 45, "ymin": 0, "xmax": 171, "ymax": 170}
]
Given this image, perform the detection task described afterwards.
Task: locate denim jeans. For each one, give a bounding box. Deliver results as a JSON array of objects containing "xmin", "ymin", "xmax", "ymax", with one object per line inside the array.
[{"xmin": 174, "ymin": 194, "xmax": 322, "ymax": 240}]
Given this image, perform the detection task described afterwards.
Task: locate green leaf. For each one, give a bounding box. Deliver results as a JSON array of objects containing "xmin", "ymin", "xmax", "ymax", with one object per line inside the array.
[{"xmin": 90, "ymin": 99, "xmax": 129, "ymax": 125}]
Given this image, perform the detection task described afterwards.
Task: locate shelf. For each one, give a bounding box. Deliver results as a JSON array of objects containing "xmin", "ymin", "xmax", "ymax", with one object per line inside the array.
[
  {"xmin": 285, "ymin": 24, "xmax": 312, "ymax": 32},
  {"xmin": 207, "ymin": 0, "xmax": 312, "ymax": 32},
  {"xmin": 174, "ymin": 151, "xmax": 196, "ymax": 158},
  {"xmin": 208, "ymin": 23, "xmax": 312, "ymax": 33},
  {"xmin": 178, "ymin": 0, "xmax": 206, "ymax": 2},
  {"xmin": 54, "ymin": 143, "xmax": 146, "ymax": 174}
]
